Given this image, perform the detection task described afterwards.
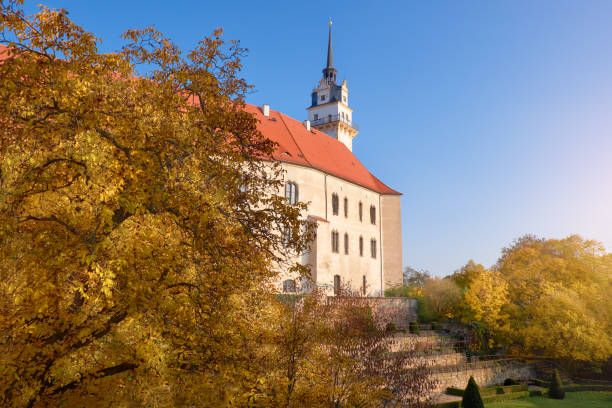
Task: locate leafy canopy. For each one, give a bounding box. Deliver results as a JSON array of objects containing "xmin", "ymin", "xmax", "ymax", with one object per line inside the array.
[
  {"xmin": 460, "ymin": 235, "xmax": 612, "ymax": 365},
  {"xmin": 0, "ymin": 1, "xmax": 312, "ymax": 406}
]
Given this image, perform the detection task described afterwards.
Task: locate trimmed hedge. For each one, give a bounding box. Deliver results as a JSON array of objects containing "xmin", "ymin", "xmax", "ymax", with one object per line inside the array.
[
  {"xmin": 549, "ymin": 369, "xmax": 565, "ymax": 399},
  {"xmin": 462, "ymin": 376, "xmax": 485, "ymax": 408},
  {"xmin": 438, "ymin": 382, "xmax": 612, "ymax": 407},
  {"xmin": 446, "ymin": 384, "xmax": 527, "ymax": 397},
  {"xmin": 435, "ymin": 391, "xmax": 530, "ymax": 407},
  {"xmin": 483, "ymin": 391, "xmax": 530, "ymax": 404},
  {"xmin": 565, "ymin": 384, "xmax": 612, "ymax": 392},
  {"xmin": 530, "ymin": 378, "xmax": 549, "ymax": 387}
]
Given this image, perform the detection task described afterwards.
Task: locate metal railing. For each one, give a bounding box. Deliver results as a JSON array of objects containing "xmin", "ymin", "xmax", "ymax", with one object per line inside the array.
[{"xmin": 311, "ymin": 114, "xmax": 358, "ymax": 131}]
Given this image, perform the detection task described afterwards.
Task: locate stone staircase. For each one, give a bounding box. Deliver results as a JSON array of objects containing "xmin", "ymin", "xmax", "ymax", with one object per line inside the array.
[
  {"xmin": 388, "ymin": 330, "xmax": 535, "ymax": 393},
  {"xmin": 528, "ymin": 358, "xmax": 571, "ymax": 384}
]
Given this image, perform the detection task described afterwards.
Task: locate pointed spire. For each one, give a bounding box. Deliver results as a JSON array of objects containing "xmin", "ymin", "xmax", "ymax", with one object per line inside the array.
[
  {"xmin": 326, "ymin": 20, "xmax": 334, "ymax": 68},
  {"xmin": 322, "ymin": 20, "xmax": 337, "ymax": 85}
]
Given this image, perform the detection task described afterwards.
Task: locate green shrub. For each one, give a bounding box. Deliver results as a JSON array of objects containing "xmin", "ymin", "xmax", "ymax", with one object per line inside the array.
[
  {"xmin": 480, "ymin": 384, "xmax": 526, "ymax": 396},
  {"xmin": 409, "ymin": 321, "xmax": 419, "ymax": 334},
  {"xmin": 548, "ymin": 369, "xmax": 565, "ymax": 399},
  {"xmin": 462, "ymin": 376, "xmax": 484, "ymax": 408},
  {"xmin": 446, "ymin": 387, "xmax": 464, "ymax": 397},
  {"xmin": 504, "ymin": 378, "xmax": 518, "ymax": 386},
  {"xmin": 482, "ymin": 391, "xmax": 529, "ymax": 404},
  {"xmin": 435, "ymin": 401, "xmax": 459, "ymax": 408},
  {"xmin": 531, "ymin": 378, "xmax": 549, "ymax": 387},
  {"xmin": 564, "ymin": 384, "xmax": 612, "ymax": 392},
  {"xmin": 446, "ymin": 383, "xmax": 527, "ymax": 398},
  {"xmin": 385, "ymin": 322, "xmax": 397, "ymax": 332}
]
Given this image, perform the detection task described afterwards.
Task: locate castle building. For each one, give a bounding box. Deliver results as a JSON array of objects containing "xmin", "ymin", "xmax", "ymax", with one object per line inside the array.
[{"xmin": 249, "ymin": 22, "xmax": 403, "ymax": 296}]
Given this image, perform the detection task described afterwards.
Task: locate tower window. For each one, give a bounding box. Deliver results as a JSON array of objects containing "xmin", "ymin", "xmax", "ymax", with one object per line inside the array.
[
  {"xmin": 359, "ymin": 236, "xmax": 363, "ymax": 256},
  {"xmin": 285, "ymin": 182, "xmax": 298, "ymax": 205},
  {"xmin": 334, "ymin": 274, "xmax": 341, "ymax": 296},
  {"xmin": 344, "ymin": 233, "xmax": 349, "ymax": 255},
  {"xmin": 331, "ymin": 193, "xmax": 339, "ymax": 216},
  {"xmin": 343, "ymin": 197, "xmax": 348, "ymax": 218},
  {"xmin": 370, "ymin": 205, "xmax": 376, "ymax": 225},
  {"xmin": 370, "ymin": 239, "xmax": 377, "ymax": 259},
  {"xmin": 283, "ymin": 279, "xmax": 296, "ymax": 293},
  {"xmin": 331, "ymin": 230, "xmax": 339, "ymax": 253},
  {"xmin": 314, "ymin": 114, "xmax": 318, "ymax": 121},
  {"xmin": 359, "ymin": 202, "xmax": 363, "ymax": 222},
  {"xmin": 321, "ymin": 95, "xmax": 326, "ymax": 102}
]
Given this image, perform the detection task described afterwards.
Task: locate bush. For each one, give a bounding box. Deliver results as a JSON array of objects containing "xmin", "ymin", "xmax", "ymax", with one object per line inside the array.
[
  {"xmin": 462, "ymin": 376, "xmax": 485, "ymax": 408},
  {"xmin": 409, "ymin": 321, "xmax": 419, "ymax": 334},
  {"xmin": 385, "ymin": 322, "xmax": 397, "ymax": 332},
  {"xmin": 503, "ymin": 378, "xmax": 519, "ymax": 386},
  {"xmin": 549, "ymin": 369, "xmax": 565, "ymax": 399}
]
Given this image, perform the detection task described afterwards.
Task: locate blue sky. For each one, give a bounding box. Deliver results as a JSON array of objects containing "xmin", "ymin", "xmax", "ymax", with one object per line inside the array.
[{"xmin": 24, "ymin": 1, "xmax": 612, "ymax": 276}]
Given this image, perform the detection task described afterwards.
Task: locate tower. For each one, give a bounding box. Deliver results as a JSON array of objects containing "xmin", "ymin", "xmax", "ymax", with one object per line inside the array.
[{"xmin": 307, "ymin": 21, "xmax": 358, "ymax": 151}]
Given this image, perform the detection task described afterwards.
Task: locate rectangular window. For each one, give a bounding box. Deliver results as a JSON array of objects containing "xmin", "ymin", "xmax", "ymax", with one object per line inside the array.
[
  {"xmin": 359, "ymin": 236, "xmax": 363, "ymax": 256},
  {"xmin": 344, "ymin": 233, "xmax": 349, "ymax": 255},
  {"xmin": 370, "ymin": 239, "xmax": 377, "ymax": 259},
  {"xmin": 321, "ymin": 95, "xmax": 326, "ymax": 102},
  {"xmin": 370, "ymin": 205, "xmax": 376, "ymax": 225},
  {"xmin": 359, "ymin": 202, "xmax": 363, "ymax": 222},
  {"xmin": 343, "ymin": 197, "xmax": 348, "ymax": 218},
  {"xmin": 332, "ymin": 194, "xmax": 339, "ymax": 216},
  {"xmin": 314, "ymin": 114, "xmax": 318, "ymax": 120},
  {"xmin": 362, "ymin": 275, "xmax": 367, "ymax": 296},
  {"xmin": 285, "ymin": 182, "xmax": 298, "ymax": 205},
  {"xmin": 331, "ymin": 231, "xmax": 339, "ymax": 253},
  {"xmin": 334, "ymin": 275, "xmax": 341, "ymax": 296}
]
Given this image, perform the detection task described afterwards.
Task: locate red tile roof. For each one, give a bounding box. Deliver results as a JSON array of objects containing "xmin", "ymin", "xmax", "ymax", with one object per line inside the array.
[
  {"xmin": 246, "ymin": 104, "xmax": 400, "ymax": 195},
  {"xmin": 307, "ymin": 215, "xmax": 329, "ymax": 223},
  {"xmin": 0, "ymin": 45, "xmax": 398, "ymax": 195}
]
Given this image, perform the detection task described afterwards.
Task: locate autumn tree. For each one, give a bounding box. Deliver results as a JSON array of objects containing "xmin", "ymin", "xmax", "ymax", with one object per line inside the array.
[
  {"xmin": 259, "ymin": 289, "xmax": 436, "ymax": 408},
  {"xmin": 0, "ymin": 1, "xmax": 313, "ymax": 407},
  {"xmin": 450, "ymin": 260, "xmax": 486, "ymax": 290},
  {"xmin": 461, "ymin": 235, "xmax": 612, "ymax": 368}
]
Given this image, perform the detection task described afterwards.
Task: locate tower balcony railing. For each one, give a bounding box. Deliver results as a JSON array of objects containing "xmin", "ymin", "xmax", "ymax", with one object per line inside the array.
[{"xmin": 311, "ymin": 114, "xmax": 358, "ymax": 131}]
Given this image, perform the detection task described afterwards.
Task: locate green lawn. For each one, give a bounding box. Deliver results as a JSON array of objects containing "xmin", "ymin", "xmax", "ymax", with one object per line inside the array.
[{"xmin": 486, "ymin": 391, "xmax": 612, "ymax": 408}]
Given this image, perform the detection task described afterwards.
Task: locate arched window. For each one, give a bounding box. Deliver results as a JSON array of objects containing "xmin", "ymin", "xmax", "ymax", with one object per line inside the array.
[
  {"xmin": 359, "ymin": 236, "xmax": 364, "ymax": 257},
  {"xmin": 331, "ymin": 193, "xmax": 339, "ymax": 215},
  {"xmin": 343, "ymin": 197, "xmax": 348, "ymax": 218},
  {"xmin": 283, "ymin": 279, "xmax": 297, "ymax": 293},
  {"xmin": 344, "ymin": 233, "xmax": 349, "ymax": 254},
  {"xmin": 370, "ymin": 238, "xmax": 377, "ymax": 259},
  {"xmin": 334, "ymin": 274, "xmax": 341, "ymax": 296},
  {"xmin": 285, "ymin": 182, "xmax": 298, "ymax": 205},
  {"xmin": 331, "ymin": 230, "xmax": 339, "ymax": 253},
  {"xmin": 359, "ymin": 202, "xmax": 363, "ymax": 222},
  {"xmin": 370, "ymin": 205, "xmax": 376, "ymax": 225}
]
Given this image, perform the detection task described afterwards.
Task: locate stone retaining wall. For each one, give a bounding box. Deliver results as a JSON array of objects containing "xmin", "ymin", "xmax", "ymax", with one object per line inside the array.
[{"xmin": 430, "ymin": 361, "xmax": 535, "ymax": 392}]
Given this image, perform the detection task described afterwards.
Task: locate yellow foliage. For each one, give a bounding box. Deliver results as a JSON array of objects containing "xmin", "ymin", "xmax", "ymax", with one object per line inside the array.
[
  {"xmin": 0, "ymin": 1, "xmax": 314, "ymax": 406},
  {"xmin": 462, "ymin": 235, "xmax": 612, "ymax": 363}
]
